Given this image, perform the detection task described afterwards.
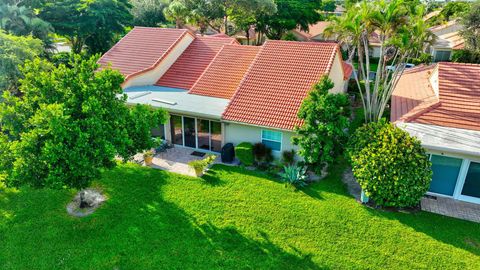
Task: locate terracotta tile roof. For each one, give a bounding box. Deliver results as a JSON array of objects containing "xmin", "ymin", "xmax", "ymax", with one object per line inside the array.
[
  {"xmin": 155, "ymin": 36, "xmax": 237, "ymax": 89},
  {"xmin": 189, "ymin": 45, "xmax": 260, "ymax": 99},
  {"xmin": 294, "ymin": 21, "xmax": 331, "ymax": 40},
  {"xmin": 342, "ymin": 62, "xmax": 353, "ymax": 80},
  {"xmin": 98, "ymin": 27, "xmax": 189, "ymax": 77},
  {"xmin": 222, "ymin": 40, "xmax": 341, "ymax": 130},
  {"xmin": 392, "ymin": 62, "xmax": 480, "ymax": 131}
]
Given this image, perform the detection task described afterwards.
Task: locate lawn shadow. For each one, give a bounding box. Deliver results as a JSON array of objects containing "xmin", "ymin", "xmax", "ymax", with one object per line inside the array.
[
  {"xmin": 0, "ymin": 163, "xmax": 326, "ymax": 269},
  {"xmin": 363, "ymin": 204, "xmax": 480, "ymax": 256}
]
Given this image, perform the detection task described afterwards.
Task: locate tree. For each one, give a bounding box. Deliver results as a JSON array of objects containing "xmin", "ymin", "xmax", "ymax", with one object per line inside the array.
[
  {"xmin": 39, "ymin": 0, "xmax": 132, "ymax": 54},
  {"xmin": 229, "ymin": 0, "xmax": 276, "ymax": 43},
  {"xmin": 256, "ymin": 0, "xmax": 323, "ymax": 40},
  {"xmin": 0, "ymin": 31, "xmax": 43, "ymax": 94},
  {"xmin": 0, "ymin": 2, "xmax": 53, "ymax": 48},
  {"xmin": 461, "ymin": 1, "xmax": 480, "ymax": 52},
  {"xmin": 346, "ymin": 120, "xmax": 432, "ymax": 207},
  {"xmin": 0, "ymin": 55, "xmax": 167, "ymax": 189},
  {"xmin": 131, "ymin": 0, "xmax": 169, "ymax": 27},
  {"xmin": 163, "ymin": 0, "xmax": 191, "ymax": 29},
  {"xmin": 292, "ymin": 76, "xmax": 351, "ymax": 174},
  {"xmin": 325, "ymin": 0, "xmax": 434, "ymax": 123}
]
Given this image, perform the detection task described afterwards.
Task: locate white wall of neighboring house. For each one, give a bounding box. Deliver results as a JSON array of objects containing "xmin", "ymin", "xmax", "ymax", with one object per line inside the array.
[
  {"xmin": 224, "ymin": 122, "xmax": 298, "ymax": 158},
  {"xmin": 328, "ymin": 52, "xmax": 347, "ymax": 93},
  {"xmin": 369, "ymin": 45, "xmax": 381, "ymax": 58},
  {"xmin": 122, "ymin": 34, "xmax": 195, "ymax": 88}
]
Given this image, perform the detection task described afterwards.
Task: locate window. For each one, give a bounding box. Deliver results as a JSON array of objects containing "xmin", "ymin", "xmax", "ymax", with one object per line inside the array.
[
  {"xmin": 429, "ymin": 155, "xmax": 462, "ymax": 196},
  {"xmin": 461, "ymin": 161, "xmax": 480, "ymax": 199},
  {"xmin": 261, "ymin": 130, "xmax": 282, "ymax": 151},
  {"xmin": 434, "ymin": 50, "xmax": 451, "ymax": 62}
]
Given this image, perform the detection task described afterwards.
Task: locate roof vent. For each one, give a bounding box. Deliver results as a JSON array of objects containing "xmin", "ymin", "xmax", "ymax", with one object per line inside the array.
[
  {"xmin": 152, "ymin": 98, "xmax": 177, "ymax": 105},
  {"xmin": 129, "ymin": 91, "xmax": 151, "ymax": 100}
]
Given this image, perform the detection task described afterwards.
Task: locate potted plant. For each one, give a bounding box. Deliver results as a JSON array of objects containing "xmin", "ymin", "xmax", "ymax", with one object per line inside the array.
[
  {"xmin": 188, "ymin": 154, "xmax": 216, "ymax": 177},
  {"xmin": 144, "ymin": 150, "xmax": 154, "ymax": 166}
]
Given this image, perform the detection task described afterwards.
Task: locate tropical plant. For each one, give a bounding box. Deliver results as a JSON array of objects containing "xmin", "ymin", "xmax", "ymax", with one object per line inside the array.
[
  {"xmin": 0, "ymin": 55, "xmax": 167, "ymax": 189},
  {"xmin": 0, "ymin": 31, "xmax": 43, "ymax": 94},
  {"xmin": 292, "ymin": 76, "xmax": 351, "ymax": 175},
  {"xmin": 163, "ymin": 0, "xmax": 191, "ymax": 29},
  {"xmin": 143, "ymin": 150, "xmax": 155, "ymax": 165},
  {"xmin": 461, "ymin": 1, "xmax": 480, "ymax": 53},
  {"xmin": 346, "ymin": 120, "xmax": 432, "ymax": 208},
  {"xmin": 279, "ymin": 165, "xmax": 308, "ymax": 189},
  {"xmin": 235, "ymin": 142, "xmax": 254, "ymax": 166},
  {"xmin": 188, "ymin": 154, "xmax": 216, "ymax": 176},
  {"xmin": 325, "ymin": 0, "xmax": 435, "ymax": 123}
]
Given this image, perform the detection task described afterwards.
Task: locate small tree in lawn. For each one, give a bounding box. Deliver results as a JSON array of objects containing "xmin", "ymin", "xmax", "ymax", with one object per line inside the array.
[
  {"xmin": 0, "ymin": 55, "xmax": 167, "ymax": 189},
  {"xmin": 292, "ymin": 76, "xmax": 351, "ymax": 174}
]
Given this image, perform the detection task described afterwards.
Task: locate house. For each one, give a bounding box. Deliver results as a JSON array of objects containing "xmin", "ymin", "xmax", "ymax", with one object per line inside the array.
[
  {"xmin": 391, "ymin": 62, "xmax": 480, "ymax": 205},
  {"xmin": 428, "ymin": 20, "xmax": 465, "ymax": 62},
  {"xmin": 291, "ymin": 21, "xmax": 334, "ymax": 42},
  {"xmin": 99, "ymin": 27, "xmax": 351, "ymax": 157}
]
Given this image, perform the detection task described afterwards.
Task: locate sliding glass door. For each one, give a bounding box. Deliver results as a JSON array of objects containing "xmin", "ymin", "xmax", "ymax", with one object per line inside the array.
[
  {"xmin": 170, "ymin": 115, "xmax": 183, "ymax": 145},
  {"xmin": 459, "ymin": 162, "xmax": 480, "ymax": 203},
  {"xmin": 183, "ymin": 117, "xmax": 196, "ymax": 148},
  {"xmin": 169, "ymin": 115, "xmax": 222, "ymax": 152},
  {"xmin": 197, "ymin": 119, "xmax": 210, "ymax": 151},
  {"xmin": 429, "ymin": 155, "xmax": 462, "ymax": 196}
]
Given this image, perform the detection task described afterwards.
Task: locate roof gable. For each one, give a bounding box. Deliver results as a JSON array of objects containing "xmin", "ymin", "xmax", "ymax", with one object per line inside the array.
[
  {"xmin": 98, "ymin": 27, "xmax": 189, "ymax": 77},
  {"xmin": 222, "ymin": 40, "xmax": 340, "ymax": 130},
  {"xmin": 392, "ymin": 62, "xmax": 480, "ymax": 131}
]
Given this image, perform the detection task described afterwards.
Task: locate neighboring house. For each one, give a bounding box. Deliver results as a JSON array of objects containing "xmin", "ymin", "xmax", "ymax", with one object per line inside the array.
[
  {"xmin": 428, "ymin": 20, "xmax": 465, "ymax": 62},
  {"xmin": 291, "ymin": 21, "xmax": 334, "ymax": 42},
  {"xmin": 99, "ymin": 27, "xmax": 352, "ymax": 157},
  {"xmin": 391, "ymin": 62, "xmax": 480, "ymax": 205}
]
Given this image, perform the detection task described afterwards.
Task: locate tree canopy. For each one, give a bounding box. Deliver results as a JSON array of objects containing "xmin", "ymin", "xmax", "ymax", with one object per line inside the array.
[
  {"xmin": 0, "ymin": 31, "xmax": 43, "ymax": 94},
  {"xmin": 0, "ymin": 55, "xmax": 167, "ymax": 188},
  {"xmin": 39, "ymin": 0, "xmax": 133, "ymax": 54},
  {"xmin": 131, "ymin": 0, "xmax": 169, "ymax": 27}
]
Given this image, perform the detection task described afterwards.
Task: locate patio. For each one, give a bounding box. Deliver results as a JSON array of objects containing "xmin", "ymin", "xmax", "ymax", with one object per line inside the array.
[{"xmin": 135, "ymin": 146, "xmax": 227, "ymax": 177}]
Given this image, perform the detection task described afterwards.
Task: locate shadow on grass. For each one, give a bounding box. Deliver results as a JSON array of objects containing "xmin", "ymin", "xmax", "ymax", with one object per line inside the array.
[
  {"xmin": 0, "ymin": 163, "xmax": 323, "ymax": 269},
  {"xmin": 364, "ymin": 206, "xmax": 480, "ymax": 256}
]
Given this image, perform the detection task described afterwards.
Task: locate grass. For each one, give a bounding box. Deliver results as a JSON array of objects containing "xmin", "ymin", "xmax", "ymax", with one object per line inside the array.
[{"xmin": 1, "ymin": 161, "xmax": 480, "ymax": 269}]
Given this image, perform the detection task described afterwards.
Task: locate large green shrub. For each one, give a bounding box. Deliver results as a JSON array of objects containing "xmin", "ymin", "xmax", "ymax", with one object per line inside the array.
[
  {"xmin": 235, "ymin": 142, "xmax": 254, "ymax": 166},
  {"xmin": 346, "ymin": 120, "xmax": 432, "ymax": 207}
]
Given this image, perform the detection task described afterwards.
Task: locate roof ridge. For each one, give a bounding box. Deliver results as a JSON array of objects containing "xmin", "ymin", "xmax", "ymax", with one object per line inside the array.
[
  {"xmin": 324, "ymin": 43, "xmax": 341, "ymax": 78},
  {"xmin": 123, "ymin": 29, "xmax": 192, "ymax": 83},
  {"xmin": 221, "ymin": 44, "xmax": 265, "ymax": 119}
]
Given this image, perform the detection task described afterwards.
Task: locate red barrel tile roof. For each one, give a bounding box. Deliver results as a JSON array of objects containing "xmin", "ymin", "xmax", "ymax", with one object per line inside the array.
[
  {"xmin": 189, "ymin": 45, "xmax": 261, "ymax": 99},
  {"xmin": 155, "ymin": 36, "xmax": 237, "ymax": 89},
  {"xmin": 98, "ymin": 27, "xmax": 189, "ymax": 77},
  {"xmin": 392, "ymin": 62, "xmax": 480, "ymax": 131},
  {"xmin": 222, "ymin": 40, "xmax": 340, "ymax": 130}
]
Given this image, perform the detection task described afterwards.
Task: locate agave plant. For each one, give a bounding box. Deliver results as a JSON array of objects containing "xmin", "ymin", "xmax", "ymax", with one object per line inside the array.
[{"xmin": 279, "ymin": 165, "xmax": 308, "ymax": 189}]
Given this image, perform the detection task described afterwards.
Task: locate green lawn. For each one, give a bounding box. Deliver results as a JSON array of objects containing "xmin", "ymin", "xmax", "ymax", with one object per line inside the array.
[{"xmin": 1, "ymin": 161, "xmax": 480, "ymax": 269}]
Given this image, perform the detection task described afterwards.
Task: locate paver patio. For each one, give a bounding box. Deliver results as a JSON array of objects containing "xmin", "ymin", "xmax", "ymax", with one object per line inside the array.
[{"xmin": 421, "ymin": 195, "xmax": 480, "ymax": 223}]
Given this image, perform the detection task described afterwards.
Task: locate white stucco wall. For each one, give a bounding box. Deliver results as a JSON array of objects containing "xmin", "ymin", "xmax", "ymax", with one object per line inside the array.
[
  {"xmin": 122, "ymin": 34, "xmax": 195, "ymax": 88},
  {"xmin": 429, "ymin": 65, "xmax": 439, "ymax": 97},
  {"xmin": 224, "ymin": 122, "xmax": 298, "ymax": 158},
  {"xmin": 328, "ymin": 52, "xmax": 347, "ymax": 93}
]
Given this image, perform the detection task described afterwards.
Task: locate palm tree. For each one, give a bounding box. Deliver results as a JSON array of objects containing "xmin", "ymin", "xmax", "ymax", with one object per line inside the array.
[
  {"xmin": 163, "ymin": 1, "xmax": 190, "ymax": 29},
  {"xmin": 326, "ymin": 0, "xmax": 434, "ymax": 123}
]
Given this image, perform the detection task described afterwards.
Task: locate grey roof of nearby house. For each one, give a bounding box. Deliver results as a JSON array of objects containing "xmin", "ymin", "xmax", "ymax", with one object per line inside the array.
[
  {"xmin": 123, "ymin": 85, "xmax": 229, "ymax": 119},
  {"xmin": 398, "ymin": 123, "xmax": 480, "ymax": 157}
]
